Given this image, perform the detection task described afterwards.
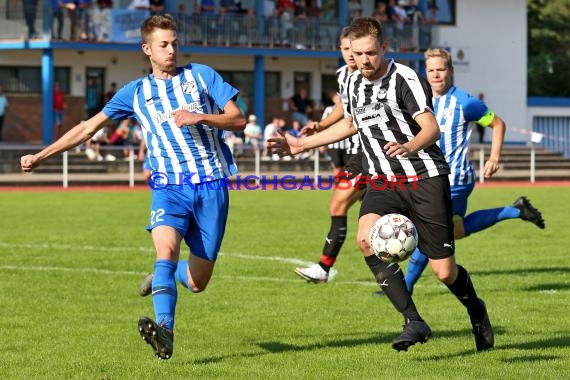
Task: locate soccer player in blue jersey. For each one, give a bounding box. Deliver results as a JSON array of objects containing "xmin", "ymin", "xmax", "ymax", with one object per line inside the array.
[
  {"xmin": 21, "ymin": 14, "xmax": 246, "ymax": 360},
  {"xmin": 396, "ymin": 48, "xmax": 545, "ymax": 295}
]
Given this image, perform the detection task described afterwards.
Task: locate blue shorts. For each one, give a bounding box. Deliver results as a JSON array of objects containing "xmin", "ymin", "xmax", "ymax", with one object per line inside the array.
[
  {"xmin": 146, "ymin": 181, "xmax": 229, "ymax": 261},
  {"xmin": 54, "ymin": 110, "xmax": 63, "ymax": 125},
  {"xmin": 450, "ymin": 181, "xmax": 475, "ymax": 217}
]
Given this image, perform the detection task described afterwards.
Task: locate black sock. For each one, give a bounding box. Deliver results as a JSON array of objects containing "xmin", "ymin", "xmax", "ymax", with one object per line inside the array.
[
  {"xmin": 318, "ymin": 216, "xmax": 347, "ymax": 272},
  {"xmin": 365, "ymin": 255, "xmax": 422, "ymax": 321},
  {"xmin": 446, "ymin": 265, "xmax": 484, "ymax": 318}
]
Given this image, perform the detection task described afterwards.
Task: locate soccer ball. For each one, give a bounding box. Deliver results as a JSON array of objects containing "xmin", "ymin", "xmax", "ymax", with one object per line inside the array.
[{"xmin": 369, "ymin": 214, "xmax": 418, "ymax": 263}]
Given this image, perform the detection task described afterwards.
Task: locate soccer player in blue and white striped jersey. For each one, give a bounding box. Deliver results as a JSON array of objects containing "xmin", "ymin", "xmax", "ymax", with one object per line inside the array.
[
  {"xmin": 21, "ymin": 14, "xmax": 246, "ymax": 360},
  {"xmin": 402, "ymin": 48, "xmax": 545, "ymax": 294}
]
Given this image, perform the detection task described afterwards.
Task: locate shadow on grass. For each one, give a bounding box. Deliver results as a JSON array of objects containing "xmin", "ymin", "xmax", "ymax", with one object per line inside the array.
[
  {"xmin": 523, "ymin": 282, "xmax": 570, "ymax": 292},
  {"xmin": 185, "ymin": 326, "xmax": 513, "ymax": 365},
  {"xmin": 416, "ymin": 335, "xmax": 570, "ymax": 362}
]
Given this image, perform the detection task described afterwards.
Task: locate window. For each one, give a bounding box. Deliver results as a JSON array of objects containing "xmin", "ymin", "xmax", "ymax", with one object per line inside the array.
[
  {"xmin": 218, "ymin": 71, "xmax": 282, "ymax": 98},
  {"xmin": 0, "ymin": 66, "xmax": 71, "ymax": 93}
]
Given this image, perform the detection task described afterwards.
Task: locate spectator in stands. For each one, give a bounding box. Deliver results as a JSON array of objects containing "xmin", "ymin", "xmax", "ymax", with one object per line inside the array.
[
  {"xmin": 244, "ymin": 114, "xmax": 263, "ymax": 154},
  {"xmin": 52, "ymin": 0, "xmax": 65, "ymax": 40},
  {"xmin": 263, "ymin": 0, "xmax": 277, "ymax": 17},
  {"xmin": 63, "ymin": 0, "xmax": 78, "ymax": 40},
  {"xmin": 262, "ymin": 117, "xmax": 281, "ymax": 160},
  {"xmin": 199, "ymin": 0, "xmax": 217, "ymax": 15},
  {"xmin": 53, "ymin": 82, "xmax": 65, "ymax": 136},
  {"xmin": 77, "ymin": 0, "xmax": 93, "ymax": 40},
  {"xmin": 103, "ymin": 82, "xmax": 117, "ymax": 105},
  {"xmin": 279, "ymin": 2, "xmax": 295, "ymax": 45},
  {"xmin": 424, "ymin": 3, "xmax": 439, "ymax": 24},
  {"xmin": 128, "ymin": 0, "xmax": 150, "ymax": 10},
  {"xmin": 149, "ymin": 0, "xmax": 165, "ymax": 15},
  {"xmin": 0, "ymin": 85, "xmax": 7, "ymax": 142},
  {"xmin": 372, "ymin": 1, "xmax": 389, "ymax": 23},
  {"xmin": 306, "ymin": 0, "xmax": 320, "ymax": 17},
  {"xmin": 288, "ymin": 87, "xmax": 312, "ymax": 126},
  {"xmin": 85, "ymin": 124, "xmax": 112, "ymax": 161},
  {"xmin": 287, "ymin": 119, "xmax": 302, "ymax": 138},
  {"xmin": 111, "ymin": 118, "xmax": 141, "ymax": 159},
  {"xmin": 85, "ymin": 77, "xmax": 100, "ymax": 119},
  {"xmin": 223, "ymin": 130, "xmax": 244, "ymax": 157},
  {"xmin": 22, "ymin": 0, "xmax": 39, "ymax": 39},
  {"xmin": 97, "ymin": 0, "xmax": 113, "ymax": 8},
  {"xmin": 403, "ymin": 0, "xmax": 424, "ymax": 23},
  {"xmin": 348, "ymin": 0, "xmax": 362, "ymax": 21}
]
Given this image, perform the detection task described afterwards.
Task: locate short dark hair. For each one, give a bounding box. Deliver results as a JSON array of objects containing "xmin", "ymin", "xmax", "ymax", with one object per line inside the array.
[
  {"xmin": 347, "ymin": 17, "xmax": 384, "ymax": 43},
  {"xmin": 140, "ymin": 14, "xmax": 177, "ymax": 44}
]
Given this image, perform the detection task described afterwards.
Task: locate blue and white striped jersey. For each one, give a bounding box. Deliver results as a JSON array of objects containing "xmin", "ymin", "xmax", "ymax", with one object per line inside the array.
[
  {"xmin": 102, "ymin": 63, "xmax": 239, "ymax": 184},
  {"xmin": 434, "ymin": 85, "xmax": 493, "ymax": 186}
]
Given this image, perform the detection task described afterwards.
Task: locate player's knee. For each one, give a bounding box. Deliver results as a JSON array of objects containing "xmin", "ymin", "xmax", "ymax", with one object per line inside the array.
[{"xmin": 431, "ymin": 266, "xmax": 456, "ymax": 285}]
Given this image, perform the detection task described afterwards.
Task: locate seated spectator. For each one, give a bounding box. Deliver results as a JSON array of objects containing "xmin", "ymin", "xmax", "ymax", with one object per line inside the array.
[
  {"xmin": 287, "ymin": 119, "xmax": 302, "ymax": 138},
  {"xmin": 85, "ymin": 124, "xmax": 112, "ymax": 161},
  {"xmin": 262, "ymin": 117, "xmax": 282, "ymax": 160},
  {"xmin": 288, "ymin": 87, "xmax": 312, "ymax": 126},
  {"xmin": 244, "ymin": 114, "xmax": 263, "ymax": 154},
  {"xmin": 223, "ymin": 130, "xmax": 244, "ymax": 157}
]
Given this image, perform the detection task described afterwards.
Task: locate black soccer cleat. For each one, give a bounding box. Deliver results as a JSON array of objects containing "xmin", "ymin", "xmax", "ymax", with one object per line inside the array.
[
  {"xmin": 138, "ymin": 316, "xmax": 174, "ymax": 360},
  {"xmin": 513, "ymin": 196, "xmax": 545, "ymax": 229},
  {"xmin": 138, "ymin": 273, "xmax": 153, "ymax": 297},
  {"xmin": 470, "ymin": 299, "xmax": 494, "ymax": 352},
  {"xmin": 391, "ymin": 319, "xmax": 432, "ymax": 352}
]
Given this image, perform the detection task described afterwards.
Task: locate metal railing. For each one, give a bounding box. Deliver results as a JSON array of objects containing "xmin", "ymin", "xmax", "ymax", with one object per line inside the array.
[{"xmin": 0, "ymin": 6, "xmax": 432, "ymax": 52}]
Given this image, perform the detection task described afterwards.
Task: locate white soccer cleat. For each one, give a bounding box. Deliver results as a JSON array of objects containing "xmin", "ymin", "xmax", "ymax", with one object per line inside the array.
[{"xmin": 295, "ymin": 263, "xmax": 329, "ymax": 283}]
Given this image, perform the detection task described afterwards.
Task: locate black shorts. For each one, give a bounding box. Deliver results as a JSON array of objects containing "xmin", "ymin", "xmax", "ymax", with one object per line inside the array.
[
  {"xmin": 359, "ymin": 175, "xmax": 454, "ymax": 260},
  {"xmin": 328, "ymin": 148, "xmax": 351, "ymax": 169},
  {"xmin": 334, "ymin": 151, "xmax": 368, "ymax": 191}
]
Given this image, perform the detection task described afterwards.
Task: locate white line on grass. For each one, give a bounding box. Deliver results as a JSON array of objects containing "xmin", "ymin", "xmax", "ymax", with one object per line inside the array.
[{"xmin": 0, "ymin": 242, "xmax": 351, "ymax": 284}]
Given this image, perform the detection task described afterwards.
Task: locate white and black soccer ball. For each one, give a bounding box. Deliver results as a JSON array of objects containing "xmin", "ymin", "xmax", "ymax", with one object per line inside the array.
[{"xmin": 369, "ymin": 214, "xmax": 418, "ymax": 263}]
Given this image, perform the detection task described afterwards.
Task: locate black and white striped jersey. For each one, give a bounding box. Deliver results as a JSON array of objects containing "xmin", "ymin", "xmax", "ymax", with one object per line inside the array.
[
  {"xmin": 329, "ymin": 64, "xmax": 360, "ymax": 154},
  {"xmin": 346, "ymin": 59, "xmax": 450, "ymax": 181}
]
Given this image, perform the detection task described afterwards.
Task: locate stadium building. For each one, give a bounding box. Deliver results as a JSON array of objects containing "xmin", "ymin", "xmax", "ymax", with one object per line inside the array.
[{"xmin": 0, "ymin": 0, "xmax": 532, "ymax": 146}]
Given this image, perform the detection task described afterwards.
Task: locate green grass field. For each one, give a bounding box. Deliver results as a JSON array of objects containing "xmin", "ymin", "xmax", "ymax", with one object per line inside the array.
[{"xmin": 1, "ymin": 186, "xmax": 569, "ymax": 379}]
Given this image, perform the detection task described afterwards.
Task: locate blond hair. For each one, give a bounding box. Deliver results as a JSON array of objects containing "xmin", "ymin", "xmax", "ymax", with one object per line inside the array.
[{"xmin": 424, "ymin": 48, "xmax": 453, "ymax": 68}]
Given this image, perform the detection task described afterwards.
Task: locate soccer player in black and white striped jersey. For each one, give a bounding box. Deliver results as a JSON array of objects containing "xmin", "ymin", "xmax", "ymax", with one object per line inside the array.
[
  {"xmin": 270, "ymin": 17, "xmax": 493, "ymax": 352},
  {"xmin": 294, "ymin": 27, "xmax": 365, "ymax": 284}
]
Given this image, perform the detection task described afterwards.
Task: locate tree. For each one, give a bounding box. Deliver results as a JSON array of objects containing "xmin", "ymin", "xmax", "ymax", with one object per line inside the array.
[{"xmin": 528, "ymin": 0, "xmax": 570, "ymax": 96}]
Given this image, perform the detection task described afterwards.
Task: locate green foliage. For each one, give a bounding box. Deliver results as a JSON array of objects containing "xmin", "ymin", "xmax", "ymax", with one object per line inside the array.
[
  {"xmin": 0, "ymin": 187, "xmax": 568, "ymax": 379},
  {"xmin": 528, "ymin": 0, "xmax": 570, "ymax": 96}
]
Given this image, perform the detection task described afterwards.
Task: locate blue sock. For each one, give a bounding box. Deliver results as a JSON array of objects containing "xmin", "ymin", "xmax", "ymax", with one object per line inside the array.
[
  {"xmin": 152, "ymin": 260, "xmax": 177, "ymax": 331},
  {"xmin": 404, "ymin": 248, "xmax": 429, "ymax": 294},
  {"xmin": 175, "ymin": 260, "xmax": 191, "ymax": 291},
  {"xmin": 464, "ymin": 206, "xmax": 520, "ymax": 236}
]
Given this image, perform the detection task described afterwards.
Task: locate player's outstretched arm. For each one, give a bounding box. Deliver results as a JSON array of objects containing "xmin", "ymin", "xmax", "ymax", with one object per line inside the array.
[
  {"xmin": 483, "ymin": 114, "xmax": 506, "ymax": 178},
  {"xmin": 269, "ymin": 117, "xmax": 356, "ymax": 158},
  {"xmin": 21, "ymin": 112, "xmax": 109, "ymax": 172},
  {"xmin": 171, "ymin": 100, "xmax": 246, "ymax": 131},
  {"xmin": 300, "ymin": 102, "xmax": 345, "ymax": 136}
]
